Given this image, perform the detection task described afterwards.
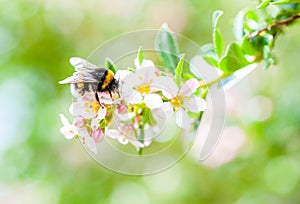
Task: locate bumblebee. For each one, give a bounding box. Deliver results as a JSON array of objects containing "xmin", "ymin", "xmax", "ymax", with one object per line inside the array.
[{"xmin": 59, "ymin": 57, "xmax": 119, "ymax": 102}]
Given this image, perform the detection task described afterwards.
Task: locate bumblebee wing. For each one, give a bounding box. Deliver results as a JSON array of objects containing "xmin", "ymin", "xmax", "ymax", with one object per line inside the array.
[
  {"xmin": 58, "ymin": 75, "xmax": 99, "ymax": 84},
  {"xmin": 70, "ymin": 57, "xmax": 98, "ymax": 71},
  {"xmin": 59, "ymin": 68, "xmax": 107, "ymax": 84}
]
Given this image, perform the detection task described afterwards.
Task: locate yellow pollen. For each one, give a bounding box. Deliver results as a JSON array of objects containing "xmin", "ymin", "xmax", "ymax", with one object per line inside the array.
[
  {"xmin": 170, "ymin": 95, "xmax": 183, "ymax": 108},
  {"xmin": 138, "ymin": 84, "xmax": 150, "ymax": 95},
  {"xmin": 93, "ymin": 101, "xmax": 100, "ymax": 113},
  {"xmin": 77, "ymin": 83, "xmax": 84, "ymax": 88}
]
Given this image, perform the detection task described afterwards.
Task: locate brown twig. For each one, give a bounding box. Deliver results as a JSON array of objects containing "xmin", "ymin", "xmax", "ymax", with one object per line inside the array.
[{"xmin": 249, "ymin": 13, "xmax": 300, "ymax": 38}]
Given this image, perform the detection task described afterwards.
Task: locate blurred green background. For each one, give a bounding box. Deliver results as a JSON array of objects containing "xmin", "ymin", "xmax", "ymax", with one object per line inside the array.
[{"xmin": 1, "ymin": 0, "xmax": 300, "ymax": 203}]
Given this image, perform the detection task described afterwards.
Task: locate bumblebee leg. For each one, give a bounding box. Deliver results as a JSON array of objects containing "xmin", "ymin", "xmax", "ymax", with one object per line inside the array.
[
  {"xmin": 95, "ymin": 92, "xmax": 105, "ymax": 108},
  {"xmin": 107, "ymin": 87, "xmax": 113, "ymax": 100},
  {"xmin": 95, "ymin": 92, "xmax": 100, "ymax": 103}
]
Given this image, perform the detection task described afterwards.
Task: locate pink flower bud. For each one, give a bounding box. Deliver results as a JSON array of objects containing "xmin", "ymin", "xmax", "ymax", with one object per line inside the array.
[
  {"xmin": 117, "ymin": 104, "xmax": 128, "ymax": 114},
  {"xmin": 92, "ymin": 128, "xmax": 103, "ymax": 143},
  {"xmin": 123, "ymin": 124, "xmax": 133, "ymax": 132}
]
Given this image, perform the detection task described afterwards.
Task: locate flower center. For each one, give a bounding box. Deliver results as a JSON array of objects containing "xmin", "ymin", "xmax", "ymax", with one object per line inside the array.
[
  {"xmin": 170, "ymin": 95, "xmax": 183, "ymax": 108},
  {"xmin": 138, "ymin": 84, "xmax": 150, "ymax": 95}
]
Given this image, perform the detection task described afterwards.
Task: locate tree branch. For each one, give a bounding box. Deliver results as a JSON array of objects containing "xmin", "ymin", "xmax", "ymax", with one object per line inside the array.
[{"xmin": 249, "ymin": 13, "xmax": 300, "ymax": 38}]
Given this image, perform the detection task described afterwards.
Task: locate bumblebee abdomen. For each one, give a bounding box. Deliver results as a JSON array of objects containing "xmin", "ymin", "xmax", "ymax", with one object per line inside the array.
[{"xmin": 99, "ymin": 70, "xmax": 115, "ymax": 91}]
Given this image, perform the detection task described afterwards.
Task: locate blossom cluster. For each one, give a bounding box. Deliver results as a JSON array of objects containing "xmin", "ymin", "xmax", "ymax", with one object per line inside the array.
[{"xmin": 59, "ymin": 56, "xmax": 207, "ymax": 154}]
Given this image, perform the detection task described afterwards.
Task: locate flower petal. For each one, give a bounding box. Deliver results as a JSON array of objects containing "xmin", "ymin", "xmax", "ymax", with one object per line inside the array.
[
  {"xmin": 106, "ymin": 129, "xmax": 119, "ymax": 139},
  {"xmin": 59, "ymin": 114, "xmax": 70, "ymax": 127},
  {"xmin": 135, "ymin": 66, "xmax": 156, "ymax": 84},
  {"xmin": 183, "ymin": 96, "xmax": 207, "ymax": 113},
  {"xmin": 180, "ymin": 78, "xmax": 200, "ymax": 96},
  {"xmin": 60, "ymin": 125, "xmax": 76, "ymax": 139},
  {"xmin": 92, "ymin": 128, "xmax": 103, "ymax": 143},
  {"xmin": 118, "ymin": 135, "xmax": 129, "ymax": 145},
  {"xmin": 74, "ymin": 116, "xmax": 86, "ymax": 128},
  {"xmin": 123, "ymin": 90, "xmax": 143, "ymax": 104},
  {"xmin": 135, "ymin": 57, "xmax": 155, "ymax": 69},
  {"xmin": 84, "ymin": 135, "xmax": 97, "ymax": 154},
  {"xmin": 175, "ymin": 108, "xmax": 192, "ymax": 129},
  {"xmin": 97, "ymin": 106, "xmax": 107, "ymax": 120},
  {"xmin": 72, "ymin": 101, "xmax": 96, "ymax": 119},
  {"xmin": 115, "ymin": 70, "xmax": 132, "ymax": 81},
  {"xmin": 144, "ymin": 94, "xmax": 163, "ymax": 109},
  {"xmin": 115, "ymin": 109, "xmax": 135, "ymax": 121},
  {"xmin": 152, "ymin": 76, "xmax": 178, "ymax": 99},
  {"xmin": 128, "ymin": 138, "xmax": 144, "ymax": 151}
]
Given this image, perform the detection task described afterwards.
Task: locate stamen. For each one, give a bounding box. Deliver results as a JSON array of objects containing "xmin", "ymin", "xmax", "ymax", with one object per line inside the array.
[
  {"xmin": 138, "ymin": 84, "xmax": 150, "ymax": 95},
  {"xmin": 170, "ymin": 94, "xmax": 183, "ymax": 108}
]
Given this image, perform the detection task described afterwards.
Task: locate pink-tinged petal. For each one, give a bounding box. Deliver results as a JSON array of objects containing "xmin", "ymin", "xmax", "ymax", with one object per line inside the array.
[
  {"xmin": 71, "ymin": 101, "xmax": 96, "ymax": 119},
  {"xmin": 92, "ymin": 128, "xmax": 103, "ymax": 143},
  {"xmin": 115, "ymin": 70, "xmax": 132, "ymax": 81},
  {"xmin": 143, "ymin": 125, "xmax": 154, "ymax": 147},
  {"xmin": 97, "ymin": 107, "xmax": 107, "ymax": 120},
  {"xmin": 79, "ymin": 94, "xmax": 94, "ymax": 102},
  {"xmin": 91, "ymin": 118, "xmax": 100, "ymax": 130},
  {"xmin": 135, "ymin": 57, "xmax": 155, "ymax": 69},
  {"xmin": 106, "ymin": 129, "xmax": 119, "ymax": 139},
  {"xmin": 144, "ymin": 94, "xmax": 163, "ymax": 109},
  {"xmin": 114, "ymin": 109, "xmax": 135, "ymax": 121},
  {"xmin": 128, "ymin": 138, "xmax": 144, "ymax": 151},
  {"xmin": 135, "ymin": 66, "xmax": 156, "ymax": 84},
  {"xmin": 71, "ymin": 102, "xmax": 81, "ymax": 114},
  {"xmin": 117, "ymin": 104, "xmax": 128, "ymax": 114},
  {"xmin": 81, "ymin": 111, "xmax": 96, "ymax": 119},
  {"xmin": 74, "ymin": 116, "xmax": 86, "ymax": 128},
  {"xmin": 78, "ymin": 127, "xmax": 90, "ymax": 138},
  {"xmin": 68, "ymin": 103, "xmax": 74, "ymax": 115},
  {"xmin": 124, "ymin": 90, "xmax": 143, "ymax": 104},
  {"xmin": 59, "ymin": 114, "xmax": 70, "ymax": 127},
  {"xmin": 60, "ymin": 125, "xmax": 76, "ymax": 139},
  {"xmin": 97, "ymin": 92, "xmax": 113, "ymax": 105},
  {"xmin": 133, "ymin": 116, "xmax": 139, "ymax": 129},
  {"xmin": 180, "ymin": 78, "xmax": 200, "ymax": 96},
  {"xmin": 84, "ymin": 135, "xmax": 97, "ymax": 154},
  {"xmin": 152, "ymin": 76, "xmax": 178, "ymax": 99},
  {"xmin": 183, "ymin": 96, "xmax": 207, "ymax": 113},
  {"xmin": 123, "ymin": 124, "xmax": 134, "ymax": 132},
  {"xmin": 151, "ymin": 102, "xmax": 173, "ymax": 121},
  {"xmin": 121, "ymin": 72, "xmax": 140, "ymax": 90},
  {"xmin": 160, "ymin": 102, "xmax": 174, "ymax": 115},
  {"xmin": 175, "ymin": 108, "xmax": 192, "ymax": 129},
  {"xmin": 118, "ymin": 135, "xmax": 129, "ymax": 145}
]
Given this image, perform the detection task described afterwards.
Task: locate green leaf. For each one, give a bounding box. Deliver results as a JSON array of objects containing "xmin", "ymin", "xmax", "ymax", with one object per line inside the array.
[
  {"xmin": 175, "ymin": 54, "xmax": 185, "ymax": 85},
  {"xmin": 219, "ymin": 42, "xmax": 250, "ymax": 72},
  {"xmin": 200, "ymin": 43, "xmax": 216, "ymax": 56},
  {"xmin": 155, "ymin": 24, "xmax": 179, "ymax": 73},
  {"xmin": 271, "ymin": 0, "xmax": 291, "ymax": 5},
  {"xmin": 200, "ymin": 44, "xmax": 219, "ymax": 67},
  {"xmin": 241, "ymin": 35, "xmax": 258, "ymax": 56},
  {"xmin": 137, "ymin": 46, "xmax": 143, "ymax": 65},
  {"xmin": 127, "ymin": 67, "xmax": 135, "ymax": 72},
  {"xmin": 142, "ymin": 108, "xmax": 156, "ymax": 126},
  {"xmin": 202, "ymin": 55, "xmax": 219, "ymax": 67},
  {"xmin": 263, "ymin": 45, "xmax": 276, "ymax": 69},
  {"xmin": 212, "ymin": 10, "xmax": 224, "ymax": 57},
  {"xmin": 105, "ymin": 58, "xmax": 117, "ymax": 74},
  {"xmin": 233, "ymin": 10, "xmax": 245, "ymax": 43},
  {"xmin": 182, "ymin": 73, "xmax": 196, "ymax": 81},
  {"xmin": 257, "ymin": 0, "xmax": 271, "ymax": 9}
]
